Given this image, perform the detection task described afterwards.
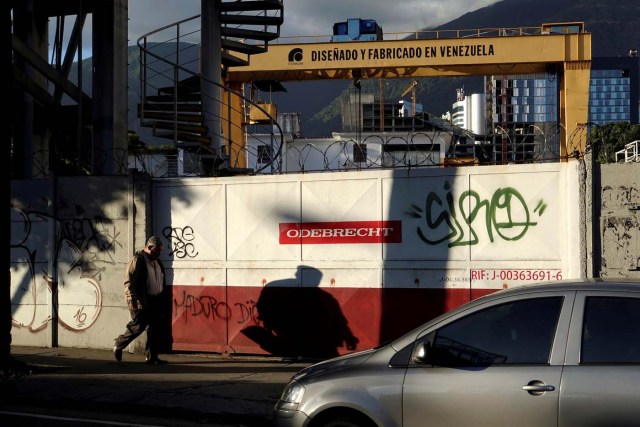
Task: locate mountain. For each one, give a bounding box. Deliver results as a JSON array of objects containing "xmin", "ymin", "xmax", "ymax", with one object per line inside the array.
[{"xmin": 70, "ymin": 0, "xmax": 640, "ymax": 139}]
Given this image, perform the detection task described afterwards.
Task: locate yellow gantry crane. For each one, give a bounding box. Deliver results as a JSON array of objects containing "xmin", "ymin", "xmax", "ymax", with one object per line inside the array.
[{"xmin": 226, "ymin": 22, "xmax": 592, "ymax": 163}]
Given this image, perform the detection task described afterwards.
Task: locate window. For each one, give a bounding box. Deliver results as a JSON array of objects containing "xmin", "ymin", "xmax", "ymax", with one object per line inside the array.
[
  {"xmin": 167, "ymin": 156, "xmax": 178, "ymax": 177},
  {"xmin": 353, "ymin": 143, "xmax": 367, "ymax": 163},
  {"xmin": 257, "ymin": 145, "xmax": 272, "ymax": 164},
  {"xmin": 421, "ymin": 297, "xmax": 563, "ymax": 367},
  {"xmin": 581, "ymin": 297, "xmax": 640, "ymax": 364}
]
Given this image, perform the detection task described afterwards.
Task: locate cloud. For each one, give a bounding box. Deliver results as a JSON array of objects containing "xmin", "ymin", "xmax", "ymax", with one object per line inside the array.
[
  {"xmin": 128, "ymin": 0, "xmax": 499, "ymax": 43},
  {"xmin": 281, "ymin": 1, "xmax": 498, "ymax": 36},
  {"xmin": 128, "ymin": 0, "xmax": 201, "ymax": 44}
]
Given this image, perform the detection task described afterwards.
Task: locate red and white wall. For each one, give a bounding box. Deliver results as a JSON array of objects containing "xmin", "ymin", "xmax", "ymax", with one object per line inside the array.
[{"xmin": 156, "ymin": 162, "xmax": 583, "ymax": 356}]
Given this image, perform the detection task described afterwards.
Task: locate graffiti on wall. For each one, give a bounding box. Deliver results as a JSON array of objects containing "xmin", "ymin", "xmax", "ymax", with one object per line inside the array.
[
  {"xmin": 10, "ymin": 207, "xmax": 120, "ymax": 332},
  {"xmin": 163, "ymin": 226, "xmax": 199, "ymax": 259},
  {"xmin": 601, "ymin": 184, "xmax": 640, "ymax": 274},
  {"xmin": 406, "ymin": 181, "xmax": 548, "ymax": 247},
  {"xmin": 173, "ymin": 290, "xmax": 258, "ymax": 324},
  {"xmin": 601, "ymin": 185, "xmax": 640, "ymax": 210}
]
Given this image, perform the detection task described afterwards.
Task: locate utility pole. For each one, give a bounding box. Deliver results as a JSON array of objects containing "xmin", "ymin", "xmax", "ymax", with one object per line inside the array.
[
  {"xmin": 2, "ymin": 3, "xmax": 13, "ymax": 372},
  {"xmin": 379, "ymin": 78, "xmax": 384, "ymax": 132},
  {"xmin": 501, "ymin": 75, "xmax": 508, "ymax": 164}
]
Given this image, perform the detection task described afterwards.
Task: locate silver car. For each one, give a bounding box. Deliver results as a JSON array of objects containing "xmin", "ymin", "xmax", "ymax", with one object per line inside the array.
[{"xmin": 273, "ymin": 279, "xmax": 640, "ymax": 427}]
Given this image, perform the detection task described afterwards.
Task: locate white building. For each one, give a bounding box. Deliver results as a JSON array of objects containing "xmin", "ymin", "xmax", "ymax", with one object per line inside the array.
[
  {"xmin": 451, "ymin": 91, "xmax": 486, "ymax": 135},
  {"xmin": 245, "ymin": 130, "xmax": 451, "ymax": 174}
]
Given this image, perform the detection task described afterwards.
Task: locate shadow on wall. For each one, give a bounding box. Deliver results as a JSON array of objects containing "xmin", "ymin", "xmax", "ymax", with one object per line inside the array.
[{"xmin": 241, "ymin": 265, "xmax": 359, "ymax": 360}]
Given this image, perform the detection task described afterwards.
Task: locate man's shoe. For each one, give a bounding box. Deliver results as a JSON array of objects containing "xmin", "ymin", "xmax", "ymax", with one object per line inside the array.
[
  {"xmin": 145, "ymin": 357, "xmax": 168, "ymax": 365},
  {"xmin": 113, "ymin": 347, "xmax": 122, "ymax": 362}
]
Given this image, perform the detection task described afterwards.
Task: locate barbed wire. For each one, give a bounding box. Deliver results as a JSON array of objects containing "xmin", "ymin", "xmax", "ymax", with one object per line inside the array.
[
  {"xmin": 119, "ymin": 123, "xmax": 589, "ymax": 178},
  {"xmin": 21, "ymin": 123, "xmax": 590, "ymax": 178}
]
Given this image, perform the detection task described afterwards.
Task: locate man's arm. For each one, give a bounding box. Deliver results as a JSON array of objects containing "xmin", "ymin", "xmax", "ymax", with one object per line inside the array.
[{"xmin": 124, "ymin": 255, "xmax": 143, "ymax": 309}]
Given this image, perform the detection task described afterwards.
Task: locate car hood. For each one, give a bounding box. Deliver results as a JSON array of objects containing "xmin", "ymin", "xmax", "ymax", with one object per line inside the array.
[{"xmin": 292, "ymin": 348, "xmax": 379, "ymax": 382}]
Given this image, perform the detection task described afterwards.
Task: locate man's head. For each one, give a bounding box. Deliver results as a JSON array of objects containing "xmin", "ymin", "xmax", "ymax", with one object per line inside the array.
[{"xmin": 144, "ymin": 236, "xmax": 164, "ymax": 261}]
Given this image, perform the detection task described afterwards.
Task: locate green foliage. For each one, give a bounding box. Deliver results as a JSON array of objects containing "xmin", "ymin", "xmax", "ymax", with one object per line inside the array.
[
  {"xmin": 127, "ymin": 130, "xmax": 177, "ymax": 153},
  {"xmin": 127, "ymin": 130, "xmax": 144, "ymax": 149},
  {"xmin": 588, "ymin": 122, "xmax": 640, "ymax": 163}
]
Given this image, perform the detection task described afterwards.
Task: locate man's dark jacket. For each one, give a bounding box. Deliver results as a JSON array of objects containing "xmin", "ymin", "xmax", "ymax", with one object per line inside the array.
[{"xmin": 124, "ymin": 250, "xmax": 166, "ymax": 310}]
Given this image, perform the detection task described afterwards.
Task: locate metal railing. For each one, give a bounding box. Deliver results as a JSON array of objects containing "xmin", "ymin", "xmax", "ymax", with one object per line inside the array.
[
  {"xmin": 616, "ymin": 140, "xmax": 640, "ymax": 163},
  {"xmin": 270, "ymin": 24, "xmax": 580, "ymax": 44},
  {"xmin": 137, "ymin": 13, "xmax": 284, "ymax": 175}
]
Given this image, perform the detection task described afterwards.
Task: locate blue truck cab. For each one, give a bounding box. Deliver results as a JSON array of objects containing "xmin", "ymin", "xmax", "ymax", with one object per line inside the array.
[{"xmin": 331, "ymin": 18, "xmax": 383, "ymax": 42}]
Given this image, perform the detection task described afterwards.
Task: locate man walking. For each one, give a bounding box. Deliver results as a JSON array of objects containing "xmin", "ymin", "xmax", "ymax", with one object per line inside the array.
[{"xmin": 114, "ymin": 236, "xmax": 169, "ymax": 364}]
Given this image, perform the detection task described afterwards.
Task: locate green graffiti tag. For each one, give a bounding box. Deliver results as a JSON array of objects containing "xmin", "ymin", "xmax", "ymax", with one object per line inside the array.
[{"xmin": 407, "ymin": 182, "xmax": 547, "ymax": 247}]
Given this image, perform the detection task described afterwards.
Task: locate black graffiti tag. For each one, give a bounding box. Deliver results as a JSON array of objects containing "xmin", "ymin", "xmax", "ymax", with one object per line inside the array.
[
  {"xmin": 163, "ymin": 226, "xmax": 199, "ymax": 258},
  {"xmin": 235, "ymin": 300, "xmax": 260, "ymax": 324},
  {"xmin": 173, "ymin": 291, "xmax": 230, "ymax": 322}
]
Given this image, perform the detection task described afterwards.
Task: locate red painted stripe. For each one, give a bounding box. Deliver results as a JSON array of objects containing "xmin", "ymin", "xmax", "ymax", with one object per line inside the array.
[{"xmin": 170, "ymin": 285, "xmax": 496, "ymax": 356}]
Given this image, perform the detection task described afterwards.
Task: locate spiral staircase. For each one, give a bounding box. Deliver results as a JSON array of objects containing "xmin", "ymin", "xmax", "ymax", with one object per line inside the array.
[{"xmin": 137, "ymin": 0, "xmax": 285, "ymax": 176}]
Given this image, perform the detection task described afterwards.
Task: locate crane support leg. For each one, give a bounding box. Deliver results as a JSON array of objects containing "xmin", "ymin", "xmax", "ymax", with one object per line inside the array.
[
  {"xmin": 226, "ymin": 82, "xmax": 246, "ymax": 169},
  {"xmin": 559, "ymin": 61, "xmax": 591, "ymax": 160}
]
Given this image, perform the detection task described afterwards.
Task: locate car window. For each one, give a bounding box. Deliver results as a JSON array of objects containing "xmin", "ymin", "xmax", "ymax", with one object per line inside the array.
[
  {"xmin": 416, "ymin": 297, "xmax": 563, "ymax": 367},
  {"xmin": 581, "ymin": 296, "xmax": 640, "ymax": 364}
]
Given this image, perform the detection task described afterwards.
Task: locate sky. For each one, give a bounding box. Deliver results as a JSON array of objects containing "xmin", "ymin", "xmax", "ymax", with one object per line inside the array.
[
  {"xmin": 127, "ymin": 0, "xmax": 499, "ymax": 44},
  {"xmin": 50, "ymin": 0, "xmax": 498, "ymax": 61}
]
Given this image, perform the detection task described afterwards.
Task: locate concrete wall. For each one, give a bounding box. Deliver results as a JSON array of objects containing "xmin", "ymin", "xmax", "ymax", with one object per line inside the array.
[
  {"xmin": 590, "ymin": 159, "xmax": 640, "ymax": 277},
  {"xmin": 9, "ymin": 160, "xmax": 639, "ymax": 355},
  {"xmin": 10, "ymin": 172, "xmax": 152, "ymax": 352}
]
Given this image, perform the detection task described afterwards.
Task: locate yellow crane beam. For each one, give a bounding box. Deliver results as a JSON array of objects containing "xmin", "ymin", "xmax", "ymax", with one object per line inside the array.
[{"xmin": 227, "ymin": 29, "xmax": 590, "ymax": 82}]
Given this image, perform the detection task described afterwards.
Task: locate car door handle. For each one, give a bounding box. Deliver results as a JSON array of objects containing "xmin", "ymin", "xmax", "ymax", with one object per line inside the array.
[
  {"xmin": 522, "ymin": 384, "xmax": 555, "ymax": 392},
  {"xmin": 523, "ymin": 380, "xmax": 556, "ymax": 395}
]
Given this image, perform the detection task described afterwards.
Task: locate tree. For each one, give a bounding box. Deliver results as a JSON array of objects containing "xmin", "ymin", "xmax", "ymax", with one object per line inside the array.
[{"xmin": 588, "ymin": 122, "xmax": 640, "ymax": 163}]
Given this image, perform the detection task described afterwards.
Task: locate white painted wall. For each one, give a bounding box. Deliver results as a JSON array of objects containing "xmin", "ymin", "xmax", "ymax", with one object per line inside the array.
[
  {"xmin": 156, "ymin": 162, "xmax": 581, "ymax": 291},
  {"xmin": 10, "ymin": 176, "xmax": 134, "ymax": 349}
]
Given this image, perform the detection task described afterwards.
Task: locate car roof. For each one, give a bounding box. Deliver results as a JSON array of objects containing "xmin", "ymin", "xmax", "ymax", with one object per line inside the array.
[
  {"xmin": 492, "ymin": 278, "xmax": 640, "ymax": 297},
  {"xmin": 456, "ymin": 278, "xmax": 640, "ymax": 319},
  {"xmin": 388, "ymin": 278, "xmax": 640, "ymax": 352}
]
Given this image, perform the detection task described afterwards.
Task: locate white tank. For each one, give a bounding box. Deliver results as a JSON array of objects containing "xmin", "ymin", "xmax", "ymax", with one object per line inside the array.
[{"xmin": 278, "ymin": 113, "xmax": 302, "ymax": 138}]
